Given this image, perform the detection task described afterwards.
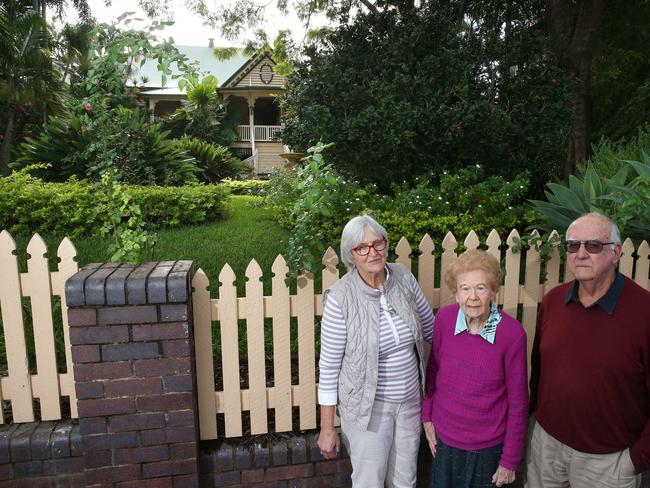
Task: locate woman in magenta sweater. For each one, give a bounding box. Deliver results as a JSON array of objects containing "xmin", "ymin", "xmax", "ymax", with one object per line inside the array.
[{"xmin": 422, "ymin": 249, "xmax": 528, "ymax": 487}]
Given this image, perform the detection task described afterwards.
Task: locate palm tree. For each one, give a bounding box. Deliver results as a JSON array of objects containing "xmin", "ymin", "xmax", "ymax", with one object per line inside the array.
[{"xmin": 0, "ymin": 2, "xmax": 64, "ymax": 174}]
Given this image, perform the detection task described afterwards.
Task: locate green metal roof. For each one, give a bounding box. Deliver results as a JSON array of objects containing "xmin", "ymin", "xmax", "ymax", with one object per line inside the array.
[{"xmin": 136, "ymin": 45, "xmax": 250, "ymax": 94}]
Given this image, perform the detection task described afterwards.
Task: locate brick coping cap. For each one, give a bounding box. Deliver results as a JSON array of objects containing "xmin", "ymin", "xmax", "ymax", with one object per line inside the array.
[{"xmin": 65, "ymin": 261, "xmax": 193, "ymax": 307}]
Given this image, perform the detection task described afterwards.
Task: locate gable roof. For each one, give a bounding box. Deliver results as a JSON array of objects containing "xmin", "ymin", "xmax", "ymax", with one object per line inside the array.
[{"xmin": 221, "ymin": 51, "xmax": 270, "ymax": 87}]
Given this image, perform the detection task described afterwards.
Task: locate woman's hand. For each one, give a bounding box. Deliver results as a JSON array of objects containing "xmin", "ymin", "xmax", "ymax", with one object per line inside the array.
[
  {"xmin": 491, "ymin": 465, "xmax": 515, "ymax": 486},
  {"xmin": 423, "ymin": 421, "xmax": 437, "ymax": 457},
  {"xmin": 317, "ymin": 428, "xmax": 340, "ymax": 459}
]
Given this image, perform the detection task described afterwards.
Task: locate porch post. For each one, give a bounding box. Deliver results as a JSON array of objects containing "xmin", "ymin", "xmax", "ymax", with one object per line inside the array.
[
  {"xmin": 147, "ymin": 98, "xmax": 157, "ymax": 121},
  {"xmin": 248, "ymin": 96, "xmax": 257, "ymax": 173}
]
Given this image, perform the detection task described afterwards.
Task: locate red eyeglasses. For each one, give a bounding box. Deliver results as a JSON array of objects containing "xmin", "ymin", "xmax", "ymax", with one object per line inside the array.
[{"xmin": 352, "ymin": 239, "xmax": 387, "ymax": 256}]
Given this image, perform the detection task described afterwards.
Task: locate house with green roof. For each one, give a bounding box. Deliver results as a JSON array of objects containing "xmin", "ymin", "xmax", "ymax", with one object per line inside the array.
[{"xmin": 137, "ymin": 42, "xmax": 288, "ymax": 175}]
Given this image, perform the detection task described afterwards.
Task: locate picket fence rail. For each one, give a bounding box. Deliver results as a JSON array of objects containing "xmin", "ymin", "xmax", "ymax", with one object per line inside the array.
[
  {"xmin": 0, "ymin": 228, "xmax": 648, "ymax": 441},
  {"xmin": 192, "ymin": 229, "xmax": 650, "ymax": 440}
]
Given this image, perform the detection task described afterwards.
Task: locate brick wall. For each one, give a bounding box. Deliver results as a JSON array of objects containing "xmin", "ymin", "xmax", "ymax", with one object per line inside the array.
[
  {"xmin": 65, "ymin": 261, "xmax": 199, "ymax": 487},
  {"xmin": 0, "ymin": 420, "xmax": 84, "ymax": 487},
  {"xmin": 200, "ymin": 432, "xmax": 352, "ymax": 487}
]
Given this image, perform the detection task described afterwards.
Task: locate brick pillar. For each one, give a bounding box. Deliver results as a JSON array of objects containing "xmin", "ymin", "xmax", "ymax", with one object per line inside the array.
[{"xmin": 65, "ymin": 261, "xmax": 199, "ymax": 487}]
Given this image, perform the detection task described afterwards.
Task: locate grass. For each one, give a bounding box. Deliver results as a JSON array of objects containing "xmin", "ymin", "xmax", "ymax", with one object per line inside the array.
[
  {"xmin": 9, "ymin": 195, "xmax": 291, "ymax": 296},
  {"xmin": 1, "ymin": 195, "xmax": 292, "ymax": 367}
]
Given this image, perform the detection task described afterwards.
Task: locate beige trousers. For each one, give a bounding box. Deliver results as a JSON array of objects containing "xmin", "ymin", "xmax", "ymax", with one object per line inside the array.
[
  {"xmin": 524, "ymin": 420, "xmax": 641, "ymax": 488},
  {"xmin": 340, "ymin": 396, "xmax": 421, "ymax": 488}
]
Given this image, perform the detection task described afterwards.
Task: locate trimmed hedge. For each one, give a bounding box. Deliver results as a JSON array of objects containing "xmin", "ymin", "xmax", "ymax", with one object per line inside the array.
[
  {"xmin": 0, "ymin": 171, "xmax": 230, "ymax": 236},
  {"xmin": 220, "ymin": 178, "xmax": 271, "ymax": 195}
]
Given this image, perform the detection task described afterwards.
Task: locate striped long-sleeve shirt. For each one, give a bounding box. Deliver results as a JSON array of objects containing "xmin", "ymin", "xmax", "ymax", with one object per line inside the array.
[{"xmin": 318, "ymin": 271, "xmax": 434, "ymax": 405}]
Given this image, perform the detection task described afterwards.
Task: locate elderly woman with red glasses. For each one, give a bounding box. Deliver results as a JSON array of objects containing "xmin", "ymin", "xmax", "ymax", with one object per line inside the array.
[
  {"xmin": 422, "ymin": 249, "xmax": 528, "ymax": 488},
  {"xmin": 317, "ymin": 214, "xmax": 434, "ymax": 487}
]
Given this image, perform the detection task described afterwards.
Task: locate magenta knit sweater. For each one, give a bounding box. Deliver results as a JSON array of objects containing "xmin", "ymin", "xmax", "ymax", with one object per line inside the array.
[{"xmin": 421, "ymin": 303, "xmax": 528, "ymax": 470}]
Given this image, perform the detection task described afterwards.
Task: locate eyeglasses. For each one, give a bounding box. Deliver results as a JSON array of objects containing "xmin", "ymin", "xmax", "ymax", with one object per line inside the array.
[
  {"xmin": 566, "ymin": 240, "xmax": 615, "ymax": 254},
  {"xmin": 353, "ymin": 238, "xmax": 387, "ymax": 256}
]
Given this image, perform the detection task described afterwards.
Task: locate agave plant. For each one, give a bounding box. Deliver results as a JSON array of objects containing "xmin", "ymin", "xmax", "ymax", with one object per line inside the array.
[
  {"xmin": 607, "ymin": 153, "xmax": 650, "ymax": 240},
  {"xmin": 530, "ymin": 156, "xmax": 650, "ymax": 242}
]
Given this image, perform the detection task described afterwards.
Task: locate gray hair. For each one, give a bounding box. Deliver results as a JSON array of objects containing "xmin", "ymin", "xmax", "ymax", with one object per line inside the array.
[
  {"xmin": 340, "ymin": 214, "xmax": 389, "ymax": 270},
  {"xmin": 566, "ymin": 212, "xmax": 622, "ymax": 248}
]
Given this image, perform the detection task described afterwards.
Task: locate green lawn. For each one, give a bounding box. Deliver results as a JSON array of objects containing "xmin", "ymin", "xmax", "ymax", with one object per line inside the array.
[
  {"xmin": 2, "ymin": 195, "xmax": 293, "ymax": 366},
  {"xmin": 10, "ymin": 195, "xmax": 290, "ymax": 295}
]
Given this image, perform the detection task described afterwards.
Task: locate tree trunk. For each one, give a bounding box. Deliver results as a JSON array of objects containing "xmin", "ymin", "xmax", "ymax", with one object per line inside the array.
[
  {"xmin": 546, "ymin": 0, "xmax": 606, "ymax": 178},
  {"xmin": 0, "ymin": 106, "xmax": 17, "ymax": 176},
  {"xmin": 568, "ymin": 60, "xmax": 592, "ymax": 172}
]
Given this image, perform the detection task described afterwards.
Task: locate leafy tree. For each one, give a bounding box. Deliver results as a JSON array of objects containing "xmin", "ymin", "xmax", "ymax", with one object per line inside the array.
[
  {"xmin": 281, "ymin": 1, "xmax": 571, "ymax": 191},
  {"xmin": 591, "ymin": 1, "xmax": 650, "ymax": 142},
  {"xmin": 30, "ymin": 0, "xmax": 92, "ymax": 23},
  {"xmin": 0, "ymin": 2, "xmax": 65, "ymax": 173},
  {"xmin": 76, "ymin": 14, "xmax": 199, "ymax": 108},
  {"xmin": 55, "ymin": 20, "xmax": 94, "ymax": 94},
  {"xmin": 544, "ymin": 0, "xmax": 607, "ymax": 177}
]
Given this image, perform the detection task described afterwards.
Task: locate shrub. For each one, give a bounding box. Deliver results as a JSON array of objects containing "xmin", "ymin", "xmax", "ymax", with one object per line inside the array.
[
  {"xmin": 0, "ymin": 168, "xmax": 230, "ymax": 236},
  {"xmin": 579, "ymin": 123, "xmax": 650, "ymax": 179},
  {"xmin": 177, "ymin": 136, "xmax": 246, "ymax": 182},
  {"xmin": 95, "ymin": 170, "xmax": 157, "ymax": 262},
  {"xmin": 376, "ymin": 166, "xmax": 530, "ymax": 233},
  {"xmin": 220, "ymin": 178, "xmax": 271, "ymax": 195},
  {"xmin": 14, "ymin": 106, "xmax": 199, "ymax": 186},
  {"xmin": 264, "ymin": 144, "xmax": 533, "ymax": 276}
]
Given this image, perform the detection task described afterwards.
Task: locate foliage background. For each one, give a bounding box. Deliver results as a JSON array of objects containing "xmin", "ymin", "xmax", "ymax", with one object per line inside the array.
[{"xmin": 281, "ymin": 1, "xmax": 572, "ymax": 192}]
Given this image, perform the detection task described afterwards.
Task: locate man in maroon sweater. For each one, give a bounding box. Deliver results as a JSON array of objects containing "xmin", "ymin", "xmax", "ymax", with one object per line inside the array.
[{"xmin": 526, "ymin": 212, "xmax": 650, "ymax": 488}]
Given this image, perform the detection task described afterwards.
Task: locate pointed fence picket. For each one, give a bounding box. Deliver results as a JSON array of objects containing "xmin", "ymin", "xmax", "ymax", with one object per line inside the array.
[
  {"xmin": 0, "ymin": 231, "xmax": 78, "ymax": 424},
  {"xmin": 189, "ymin": 229, "xmax": 650, "ymax": 440},
  {"xmin": 1, "ymin": 229, "xmax": 649, "ymax": 439}
]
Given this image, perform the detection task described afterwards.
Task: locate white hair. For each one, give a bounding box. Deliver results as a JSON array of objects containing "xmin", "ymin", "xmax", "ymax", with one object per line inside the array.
[
  {"xmin": 340, "ymin": 215, "xmax": 388, "ymax": 270},
  {"xmin": 566, "ymin": 212, "xmax": 622, "ymax": 248}
]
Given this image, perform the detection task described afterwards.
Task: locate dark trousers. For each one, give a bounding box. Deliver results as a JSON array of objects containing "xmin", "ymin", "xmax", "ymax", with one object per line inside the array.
[{"xmin": 429, "ymin": 437, "xmax": 506, "ymax": 488}]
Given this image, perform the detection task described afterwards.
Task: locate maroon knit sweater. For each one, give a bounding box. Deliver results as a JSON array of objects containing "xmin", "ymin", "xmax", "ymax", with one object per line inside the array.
[{"xmin": 530, "ymin": 275, "xmax": 650, "ymax": 473}]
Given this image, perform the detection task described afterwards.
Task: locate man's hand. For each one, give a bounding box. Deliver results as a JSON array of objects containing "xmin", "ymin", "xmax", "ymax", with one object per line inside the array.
[
  {"xmin": 423, "ymin": 421, "xmax": 437, "ymax": 457},
  {"xmin": 491, "ymin": 465, "xmax": 515, "ymax": 486},
  {"xmin": 317, "ymin": 428, "xmax": 340, "ymax": 459}
]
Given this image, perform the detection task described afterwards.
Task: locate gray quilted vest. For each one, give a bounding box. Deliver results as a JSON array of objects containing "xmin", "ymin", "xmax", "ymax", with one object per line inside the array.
[{"xmin": 324, "ymin": 263, "xmax": 426, "ymax": 430}]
